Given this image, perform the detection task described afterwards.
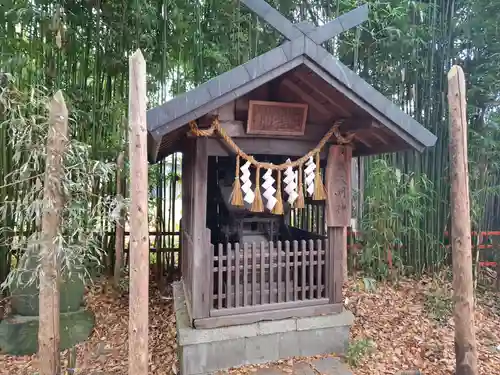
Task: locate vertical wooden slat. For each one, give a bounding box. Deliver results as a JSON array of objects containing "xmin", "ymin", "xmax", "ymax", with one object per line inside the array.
[
  {"xmin": 305, "ymin": 205, "xmax": 309, "ymax": 232},
  {"xmin": 226, "ymin": 243, "xmax": 232, "ymax": 308},
  {"xmin": 312, "ymin": 202, "xmax": 319, "ymax": 233},
  {"xmin": 243, "ymin": 243, "xmax": 248, "ymax": 306},
  {"xmin": 311, "ymin": 204, "xmax": 315, "ymax": 233},
  {"xmin": 235, "ymin": 243, "xmax": 240, "ymax": 308},
  {"xmin": 301, "ymin": 205, "xmax": 305, "ymax": 230},
  {"xmin": 209, "ymin": 243, "xmax": 214, "ymax": 310},
  {"xmin": 325, "ymin": 236, "xmax": 332, "ymax": 302},
  {"xmin": 317, "ymin": 239, "xmax": 323, "ymax": 298},
  {"xmin": 310, "ymin": 205, "xmax": 314, "ymax": 232},
  {"xmin": 309, "ymin": 205, "xmax": 312, "ymax": 232},
  {"xmin": 309, "ymin": 239, "xmax": 314, "ymax": 299},
  {"xmin": 252, "ymin": 242, "xmax": 257, "ymax": 305},
  {"xmin": 260, "ymin": 242, "xmax": 265, "ymax": 304},
  {"xmin": 277, "ymin": 241, "xmax": 282, "ymax": 302},
  {"xmin": 315, "ymin": 204, "xmax": 320, "ymax": 234},
  {"xmin": 218, "ymin": 243, "xmax": 223, "ymax": 309},
  {"xmin": 285, "ymin": 241, "xmax": 291, "ymax": 302},
  {"xmin": 269, "ymin": 241, "xmax": 274, "ymax": 303},
  {"xmin": 293, "ymin": 240, "xmax": 298, "ymax": 301},
  {"xmin": 319, "ymin": 203, "xmax": 326, "ymax": 236},
  {"xmin": 301, "ymin": 240, "xmax": 307, "ymax": 300}
]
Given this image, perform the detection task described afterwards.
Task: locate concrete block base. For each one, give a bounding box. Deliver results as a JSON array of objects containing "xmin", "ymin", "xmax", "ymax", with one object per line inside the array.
[{"xmin": 173, "ymin": 282, "xmax": 354, "ymax": 375}]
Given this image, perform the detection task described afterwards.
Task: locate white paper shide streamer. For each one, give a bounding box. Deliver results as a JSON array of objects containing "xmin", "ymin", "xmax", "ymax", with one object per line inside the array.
[
  {"xmin": 262, "ymin": 167, "xmax": 277, "ymax": 211},
  {"xmin": 283, "ymin": 158, "xmax": 298, "ymax": 205},
  {"xmin": 304, "ymin": 156, "xmax": 316, "ymax": 197},
  {"xmin": 240, "ymin": 160, "xmax": 255, "ymax": 204}
]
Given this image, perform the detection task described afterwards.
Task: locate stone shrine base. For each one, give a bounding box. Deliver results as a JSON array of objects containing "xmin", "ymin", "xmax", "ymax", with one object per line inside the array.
[
  {"xmin": 0, "ymin": 309, "xmax": 94, "ymax": 355},
  {"xmin": 173, "ymin": 282, "xmax": 354, "ymax": 375}
]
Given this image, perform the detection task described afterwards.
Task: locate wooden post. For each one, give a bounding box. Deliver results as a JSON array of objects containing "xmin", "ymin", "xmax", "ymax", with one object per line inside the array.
[
  {"xmin": 325, "ymin": 145, "xmax": 352, "ymax": 303},
  {"xmin": 128, "ymin": 49, "xmax": 149, "ymax": 375},
  {"xmin": 180, "ymin": 140, "xmax": 194, "ymax": 309},
  {"xmin": 448, "ymin": 65, "xmax": 478, "ymax": 375},
  {"xmin": 114, "ymin": 151, "xmax": 125, "ymax": 288},
  {"xmin": 190, "ymin": 137, "xmax": 210, "ymax": 320},
  {"xmin": 38, "ymin": 90, "xmax": 68, "ymax": 375}
]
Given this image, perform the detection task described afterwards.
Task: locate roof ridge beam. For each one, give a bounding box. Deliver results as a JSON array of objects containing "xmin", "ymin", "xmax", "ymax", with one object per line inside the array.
[
  {"xmin": 240, "ymin": 0, "xmax": 303, "ymax": 41},
  {"xmin": 307, "ymin": 5, "xmax": 369, "ymax": 45}
]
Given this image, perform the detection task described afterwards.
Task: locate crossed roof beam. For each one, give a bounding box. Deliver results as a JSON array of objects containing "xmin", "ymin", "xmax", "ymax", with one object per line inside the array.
[{"xmin": 241, "ymin": 0, "xmax": 368, "ymax": 45}]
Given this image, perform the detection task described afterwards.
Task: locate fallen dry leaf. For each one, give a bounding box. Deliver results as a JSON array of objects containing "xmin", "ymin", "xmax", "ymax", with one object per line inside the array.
[{"xmin": 0, "ymin": 271, "xmax": 499, "ymax": 375}]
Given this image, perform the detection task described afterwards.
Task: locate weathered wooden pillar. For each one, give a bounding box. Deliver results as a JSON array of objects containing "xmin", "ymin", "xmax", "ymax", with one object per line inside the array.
[
  {"xmin": 38, "ymin": 90, "xmax": 68, "ymax": 375},
  {"xmin": 190, "ymin": 137, "xmax": 211, "ymax": 320},
  {"xmin": 325, "ymin": 145, "xmax": 352, "ymax": 304},
  {"xmin": 128, "ymin": 49, "xmax": 149, "ymax": 375},
  {"xmin": 448, "ymin": 65, "xmax": 478, "ymax": 375}
]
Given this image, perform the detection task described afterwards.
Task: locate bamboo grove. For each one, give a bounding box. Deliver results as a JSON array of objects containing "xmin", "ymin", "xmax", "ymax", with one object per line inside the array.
[{"xmin": 1, "ymin": 0, "xmax": 500, "ymax": 287}]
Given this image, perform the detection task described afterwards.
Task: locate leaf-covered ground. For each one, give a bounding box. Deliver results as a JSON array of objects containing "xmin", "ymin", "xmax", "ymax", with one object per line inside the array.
[
  {"xmin": 1, "ymin": 274, "xmax": 499, "ymax": 375},
  {"xmin": 345, "ymin": 276, "xmax": 500, "ymax": 374}
]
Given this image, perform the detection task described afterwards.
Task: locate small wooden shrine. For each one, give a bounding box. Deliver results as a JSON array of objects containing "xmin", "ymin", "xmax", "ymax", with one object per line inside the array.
[{"xmin": 147, "ymin": 0, "xmax": 436, "ymax": 372}]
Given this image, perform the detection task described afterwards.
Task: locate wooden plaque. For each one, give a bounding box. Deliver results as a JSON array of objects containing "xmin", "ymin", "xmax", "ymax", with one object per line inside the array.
[
  {"xmin": 247, "ymin": 100, "xmax": 308, "ymax": 136},
  {"xmin": 325, "ymin": 145, "xmax": 352, "ymax": 227}
]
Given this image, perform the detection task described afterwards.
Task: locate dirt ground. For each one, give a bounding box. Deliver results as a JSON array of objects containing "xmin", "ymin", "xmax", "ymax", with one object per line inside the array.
[{"xmin": 1, "ymin": 272, "xmax": 499, "ymax": 375}]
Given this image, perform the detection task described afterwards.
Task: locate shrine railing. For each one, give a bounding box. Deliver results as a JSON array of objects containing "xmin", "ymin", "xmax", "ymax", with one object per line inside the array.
[{"xmin": 211, "ymin": 239, "xmax": 330, "ymax": 316}]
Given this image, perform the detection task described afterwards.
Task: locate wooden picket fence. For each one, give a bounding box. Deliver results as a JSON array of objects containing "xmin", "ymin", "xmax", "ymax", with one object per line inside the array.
[{"xmin": 211, "ymin": 239, "xmax": 329, "ymax": 315}]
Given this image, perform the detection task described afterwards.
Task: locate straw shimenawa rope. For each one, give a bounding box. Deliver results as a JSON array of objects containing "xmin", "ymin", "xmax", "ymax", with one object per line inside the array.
[
  {"xmin": 189, "ymin": 116, "xmax": 355, "ymax": 211},
  {"xmin": 189, "ymin": 117, "xmax": 354, "ymax": 171}
]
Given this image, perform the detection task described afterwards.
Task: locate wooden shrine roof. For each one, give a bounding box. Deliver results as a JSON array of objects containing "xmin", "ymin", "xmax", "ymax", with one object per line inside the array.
[{"xmin": 146, "ymin": 1, "xmax": 437, "ymax": 163}]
